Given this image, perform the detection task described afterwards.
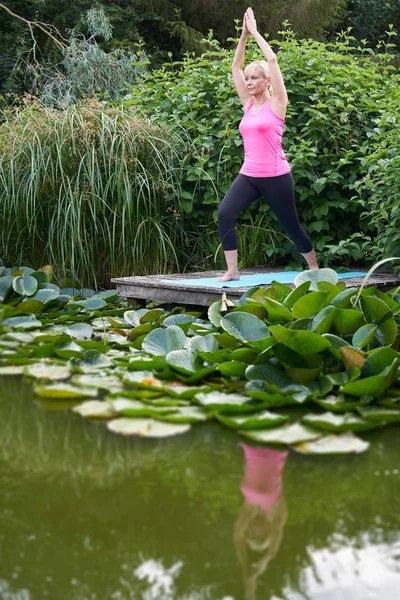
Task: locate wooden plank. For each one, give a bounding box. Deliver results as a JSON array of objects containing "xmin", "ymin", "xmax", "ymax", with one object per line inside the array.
[{"xmin": 111, "ymin": 269, "xmax": 400, "ymax": 307}]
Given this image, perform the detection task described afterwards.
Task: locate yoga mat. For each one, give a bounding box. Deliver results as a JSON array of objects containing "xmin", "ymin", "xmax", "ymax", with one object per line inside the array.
[{"xmin": 162, "ymin": 271, "xmax": 368, "ymax": 289}]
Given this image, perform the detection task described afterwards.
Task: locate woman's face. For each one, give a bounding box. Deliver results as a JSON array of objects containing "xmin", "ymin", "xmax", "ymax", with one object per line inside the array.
[{"xmin": 244, "ymin": 66, "xmax": 270, "ymax": 96}]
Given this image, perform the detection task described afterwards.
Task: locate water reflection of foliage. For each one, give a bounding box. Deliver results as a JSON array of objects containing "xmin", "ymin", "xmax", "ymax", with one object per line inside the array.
[{"xmin": 0, "ymin": 375, "xmax": 241, "ymax": 513}]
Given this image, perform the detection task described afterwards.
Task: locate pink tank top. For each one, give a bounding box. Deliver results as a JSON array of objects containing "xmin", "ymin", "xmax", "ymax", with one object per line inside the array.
[{"xmin": 239, "ymin": 102, "xmax": 291, "ymax": 178}]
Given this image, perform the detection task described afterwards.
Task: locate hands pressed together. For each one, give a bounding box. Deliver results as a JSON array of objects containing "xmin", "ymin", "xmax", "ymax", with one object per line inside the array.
[{"xmin": 243, "ymin": 7, "xmax": 258, "ymax": 37}]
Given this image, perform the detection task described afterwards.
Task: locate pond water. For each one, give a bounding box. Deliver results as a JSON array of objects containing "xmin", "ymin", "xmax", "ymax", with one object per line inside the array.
[{"xmin": 1, "ymin": 375, "xmax": 400, "ymax": 600}]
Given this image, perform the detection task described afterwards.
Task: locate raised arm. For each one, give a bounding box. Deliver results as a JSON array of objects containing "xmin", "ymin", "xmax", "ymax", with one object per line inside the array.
[
  {"xmin": 245, "ymin": 8, "xmax": 288, "ymax": 113},
  {"xmin": 231, "ymin": 15, "xmax": 252, "ymax": 109}
]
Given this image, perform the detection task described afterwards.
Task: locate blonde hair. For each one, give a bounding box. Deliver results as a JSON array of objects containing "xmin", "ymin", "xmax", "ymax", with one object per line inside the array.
[{"xmin": 243, "ymin": 60, "xmax": 273, "ymax": 99}]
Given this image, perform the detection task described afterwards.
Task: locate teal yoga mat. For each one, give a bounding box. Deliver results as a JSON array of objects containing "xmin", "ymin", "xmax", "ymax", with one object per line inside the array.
[{"xmin": 162, "ymin": 271, "xmax": 368, "ymax": 289}]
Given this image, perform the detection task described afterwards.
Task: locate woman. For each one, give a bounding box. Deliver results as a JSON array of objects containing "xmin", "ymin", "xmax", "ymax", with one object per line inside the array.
[{"xmin": 217, "ymin": 7, "xmax": 318, "ymax": 282}]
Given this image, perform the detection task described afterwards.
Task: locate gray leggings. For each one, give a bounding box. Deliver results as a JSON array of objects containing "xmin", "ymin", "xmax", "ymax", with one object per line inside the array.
[{"xmin": 217, "ymin": 172, "xmax": 313, "ymax": 254}]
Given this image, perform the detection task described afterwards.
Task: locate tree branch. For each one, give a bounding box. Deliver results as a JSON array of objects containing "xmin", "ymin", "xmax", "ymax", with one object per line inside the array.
[{"xmin": 0, "ymin": 2, "xmax": 67, "ymax": 51}]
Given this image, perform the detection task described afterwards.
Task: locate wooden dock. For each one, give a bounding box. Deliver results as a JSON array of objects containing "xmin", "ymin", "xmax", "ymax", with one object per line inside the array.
[{"xmin": 111, "ymin": 268, "xmax": 400, "ymax": 307}]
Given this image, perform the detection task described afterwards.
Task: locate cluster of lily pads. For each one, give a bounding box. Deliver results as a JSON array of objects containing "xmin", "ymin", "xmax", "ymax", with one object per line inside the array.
[{"xmin": 1, "ymin": 265, "xmax": 400, "ymax": 455}]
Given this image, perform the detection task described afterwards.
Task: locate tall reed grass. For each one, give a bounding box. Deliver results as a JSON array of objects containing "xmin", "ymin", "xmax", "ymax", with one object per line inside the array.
[{"xmin": 0, "ymin": 99, "xmax": 189, "ymax": 287}]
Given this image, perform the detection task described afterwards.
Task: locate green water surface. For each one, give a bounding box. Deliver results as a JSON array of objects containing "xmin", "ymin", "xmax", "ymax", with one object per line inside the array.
[{"xmin": 1, "ymin": 376, "xmax": 400, "ymax": 600}]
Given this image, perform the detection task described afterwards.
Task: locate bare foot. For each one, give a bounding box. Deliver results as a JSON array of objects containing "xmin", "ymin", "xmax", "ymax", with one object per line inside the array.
[{"xmin": 217, "ymin": 269, "xmax": 240, "ymax": 282}]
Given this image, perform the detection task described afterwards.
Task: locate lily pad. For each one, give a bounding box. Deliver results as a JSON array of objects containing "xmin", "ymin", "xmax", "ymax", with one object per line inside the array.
[
  {"xmin": 154, "ymin": 406, "xmax": 208, "ymax": 423},
  {"xmin": 12, "ymin": 275, "xmax": 38, "ymax": 297},
  {"xmin": 188, "ymin": 334, "xmax": 219, "ymax": 353},
  {"xmin": 142, "ymin": 325, "xmax": 186, "ymax": 355},
  {"xmin": 1, "ymin": 315, "xmax": 43, "ymax": 330},
  {"xmin": 23, "ymin": 363, "xmax": 71, "ymax": 380},
  {"xmin": 293, "ymin": 268, "xmax": 338, "ymax": 291},
  {"xmin": 195, "ymin": 391, "xmax": 258, "ymax": 412},
  {"xmin": 302, "ymin": 411, "xmax": 380, "ymax": 432},
  {"xmin": 217, "ymin": 410, "xmax": 288, "ymax": 430},
  {"xmin": 0, "ymin": 365, "xmax": 26, "ymax": 375},
  {"xmin": 107, "ymin": 418, "xmax": 191, "ymax": 438},
  {"xmin": 269, "ymin": 324, "xmax": 331, "ymax": 355},
  {"xmin": 357, "ymin": 406, "xmax": 400, "ymax": 423},
  {"xmin": 72, "ymin": 400, "xmax": 117, "ymax": 419},
  {"xmin": 110, "ymin": 398, "xmax": 176, "ymax": 417},
  {"xmin": 34, "ymin": 382, "xmax": 99, "ymax": 399},
  {"xmin": 294, "ymin": 433, "xmax": 370, "ymax": 454},
  {"xmin": 240, "ymin": 422, "xmax": 322, "ymax": 445},
  {"xmin": 220, "ymin": 312, "xmax": 270, "ymax": 342},
  {"xmin": 65, "ymin": 323, "xmax": 93, "ymax": 340}
]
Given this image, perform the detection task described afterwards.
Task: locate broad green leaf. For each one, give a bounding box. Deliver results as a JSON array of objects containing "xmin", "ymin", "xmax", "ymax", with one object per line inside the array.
[
  {"xmin": 269, "ymin": 324, "xmax": 331, "ymax": 355},
  {"xmin": 283, "ymin": 281, "xmax": 311, "ymax": 309},
  {"xmin": 331, "ymin": 287, "xmax": 358, "ymax": 308},
  {"xmin": 352, "ymin": 324, "xmax": 377, "ymax": 348},
  {"xmin": 218, "ymin": 361, "xmax": 247, "ymax": 378},
  {"xmin": 28, "ymin": 289, "xmax": 60, "ymax": 304},
  {"xmin": 360, "ymin": 295, "xmax": 392, "ymax": 324},
  {"xmin": 270, "ymin": 281, "xmax": 292, "ymax": 301},
  {"xmin": 208, "ymin": 301, "xmax": 224, "ymax": 327},
  {"xmin": 1, "ymin": 315, "xmax": 43, "ymax": 329},
  {"xmin": 273, "ymin": 343, "xmax": 309, "ymax": 368},
  {"xmin": 229, "ymin": 348, "xmax": 259, "ymax": 364},
  {"xmin": 167, "ymin": 349, "xmax": 206, "ymax": 374},
  {"xmin": 107, "ymin": 418, "xmax": 191, "ymax": 437},
  {"xmin": 256, "ymin": 298, "xmax": 293, "ymax": 323},
  {"xmin": 71, "ymin": 350, "xmax": 113, "ymax": 371},
  {"xmin": 17, "ymin": 299, "xmax": 44, "ymax": 314},
  {"xmin": 285, "ymin": 366, "xmax": 321, "ymax": 382},
  {"xmin": 53, "ymin": 337, "xmax": 84, "ymax": 359},
  {"xmin": 332, "ymin": 309, "xmax": 365, "ymax": 336},
  {"xmin": 0, "ymin": 275, "xmax": 13, "ymax": 301},
  {"xmin": 188, "ymin": 334, "xmax": 219, "ymax": 353},
  {"xmin": 376, "ymin": 317, "xmax": 398, "ymax": 347},
  {"xmin": 295, "ymin": 433, "xmax": 369, "ymax": 454},
  {"xmin": 342, "ymin": 358, "xmax": 399, "ymax": 397},
  {"xmin": 66, "ymin": 323, "xmax": 93, "ymax": 340},
  {"xmin": 292, "ymin": 292, "xmax": 327, "ymax": 318},
  {"xmin": 162, "ymin": 314, "xmax": 196, "ymax": 327},
  {"xmin": 12, "ymin": 275, "xmax": 38, "ymax": 297},
  {"xmin": 311, "ymin": 305, "xmax": 336, "ymax": 334},
  {"xmin": 361, "ymin": 347, "xmax": 399, "ymax": 377},
  {"xmin": 220, "ymin": 312, "xmax": 270, "ymax": 342},
  {"xmin": 240, "ymin": 423, "xmax": 322, "ymax": 445},
  {"xmin": 302, "ymin": 411, "xmax": 380, "ymax": 432},
  {"xmin": 232, "ymin": 303, "xmax": 269, "ymax": 320},
  {"xmin": 142, "ymin": 325, "xmax": 186, "ymax": 355},
  {"xmin": 245, "ymin": 361, "xmax": 306, "ymax": 392}
]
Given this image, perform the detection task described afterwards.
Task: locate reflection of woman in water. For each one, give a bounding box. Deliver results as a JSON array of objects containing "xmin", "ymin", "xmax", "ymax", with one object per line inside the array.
[{"xmin": 234, "ymin": 444, "xmax": 288, "ymax": 600}]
